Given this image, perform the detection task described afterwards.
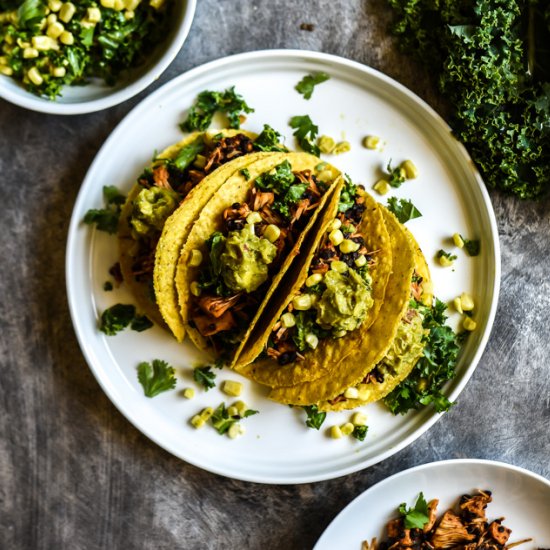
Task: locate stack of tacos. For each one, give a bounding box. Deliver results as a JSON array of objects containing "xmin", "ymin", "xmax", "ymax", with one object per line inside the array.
[{"xmin": 117, "ymin": 130, "xmax": 440, "ymax": 413}]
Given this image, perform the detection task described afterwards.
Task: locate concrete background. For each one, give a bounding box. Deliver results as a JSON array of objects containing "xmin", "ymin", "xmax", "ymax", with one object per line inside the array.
[{"xmin": 1, "ymin": 1, "xmax": 549, "ymax": 548}]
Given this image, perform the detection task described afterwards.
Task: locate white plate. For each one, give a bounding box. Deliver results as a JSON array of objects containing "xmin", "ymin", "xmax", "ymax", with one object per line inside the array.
[
  {"xmin": 66, "ymin": 50, "xmax": 500, "ymax": 484},
  {"xmin": 314, "ymin": 459, "xmax": 550, "ymax": 549}
]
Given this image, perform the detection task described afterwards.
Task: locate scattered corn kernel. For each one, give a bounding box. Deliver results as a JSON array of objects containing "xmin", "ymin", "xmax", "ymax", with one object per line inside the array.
[
  {"xmin": 190, "ymin": 281, "xmax": 201, "ymax": 297},
  {"xmin": 32, "ymin": 35, "xmax": 59, "ymax": 50},
  {"xmin": 340, "ymin": 239, "xmax": 360, "ymax": 254},
  {"xmin": 453, "ymin": 297, "xmax": 463, "ymax": 314},
  {"xmin": 125, "ymin": 0, "xmax": 141, "ymax": 9},
  {"xmin": 27, "ymin": 67, "xmax": 43, "ymax": 85},
  {"xmin": 0, "ymin": 56, "xmax": 7, "ymax": 65},
  {"xmin": 326, "ymin": 218, "xmax": 341, "ymax": 232},
  {"xmin": 190, "ymin": 414, "xmax": 205, "ymax": 429},
  {"xmin": 351, "ymin": 412, "xmax": 367, "ymax": 426},
  {"xmin": 100, "ymin": 0, "xmax": 115, "ymax": 7},
  {"xmin": 333, "ymin": 141, "xmax": 351, "ymax": 154},
  {"xmin": 188, "ymin": 249, "xmax": 203, "ymax": 267},
  {"xmin": 182, "ymin": 387, "xmax": 195, "ymax": 399},
  {"xmin": 334, "ymin": 329, "xmax": 347, "ymax": 338},
  {"xmin": 453, "ymin": 233, "xmax": 465, "ymax": 248},
  {"xmin": 329, "ymin": 228, "xmax": 344, "ymax": 246},
  {"xmin": 318, "ymin": 135, "xmax": 336, "ymax": 154},
  {"xmin": 59, "ymin": 31, "xmax": 74, "ymax": 45},
  {"xmin": 330, "ymin": 260, "xmax": 348, "ymax": 274},
  {"xmin": 438, "ymin": 255, "xmax": 455, "ymax": 268},
  {"xmin": 330, "ymin": 425, "xmax": 343, "ymax": 439},
  {"xmin": 355, "ymin": 254, "xmax": 367, "ymax": 268},
  {"xmin": 59, "ymin": 2, "xmax": 76, "ymax": 23},
  {"xmin": 340, "ymin": 422, "xmax": 354, "ymax": 436},
  {"xmin": 23, "ymin": 47, "xmax": 39, "ymax": 59},
  {"xmin": 199, "ymin": 407, "xmax": 214, "ymax": 421},
  {"xmin": 263, "ymin": 224, "xmax": 280, "ymax": 243},
  {"xmin": 47, "ymin": 21, "xmax": 64, "ymax": 39},
  {"xmin": 52, "ymin": 66, "xmax": 66, "ymax": 78},
  {"xmin": 400, "ymin": 160, "xmax": 419, "ymax": 179},
  {"xmin": 305, "ymin": 333, "xmax": 319, "ymax": 349},
  {"xmin": 459, "ymin": 292, "xmax": 475, "ymax": 312},
  {"xmin": 306, "ymin": 273, "xmax": 323, "ymax": 287},
  {"xmin": 228, "ymin": 423, "xmax": 245, "ymax": 439},
  {"xmin": 292, "ymin": 294, "xmax": 313, "ymax": 311},
  {"xmin": 0, "ymin": 65, "xmax": 13, "ymax": 76},
  {"xmin": 114, "ymin": 0, "xmax": 125, "ymax": 10},
  {"xmin": 232, "ymin": 401, "xmax": 247, "ymax": 417},
  {"xmin": 463, "ymin": 317, "xmax": 477, "ymax": 331},
  {"xmin": 363, "ymin": 135, "xmax": 380, "ymax": 149},
  {"xmin": 227, "ymin": 405, "xmax": 238, "ymax": 417},
  {"xmin": 87, "ymin": 7, "xmax": 102, "ymax": 23},
  {"xmin": 344, "ymin": 387, "xmax": 359, "ymax": 399},
  {"xmin": 222, "ymin": 380, "xmax": 243, "ymax": 397},
  {"xmin": 280, "ymin": 312, "xmax": 296, "ymax": 328},
  {"xmin": 124, "ymin": 9, "xmax": 134, "ymax": 19},
  {"xmin": 246, "ymin": 211, "xmax": 262, "ymax": 225},
  {"xmin": 372, "ymin": 179, "xmax": 390, "ymax": 195},
  {"xmin": 48, "ymin": 0, "xmax": 63, "ymax": 11}
]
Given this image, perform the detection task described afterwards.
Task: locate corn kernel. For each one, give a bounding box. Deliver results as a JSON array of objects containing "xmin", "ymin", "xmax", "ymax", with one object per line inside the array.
[
  {"xmin": 0, "ymin": 65, "xmax": 13, "ymax": 76},
  {"xmin": 344, "ymin": 387, "xmax": 359, "ymax": 399},
  {"xmin": 27, "ymin": 67, "xmax": 43, "ymax": 86},
  {"xmin": 190, "ymin": 415, "xmax": 205, "ymax": 428},
  {"xmin": 334, "ymin": 329, "xmax": 347, "ymax": 338},
  {"xmin": 340, "ymin": 239, "xmax": 360, "ymax": 254},
  {"xmin": 0, "ymin": 56, "xmax": 7, "ymax": 65},
  {"xmin": 188, "ymin": 249, "xmax": 203, "ymax": 267},
  {"xmin": 182, "ymin": 387, "xmax": 195, "ymax": 399},
  {"xmin": 453, "ymin": 233, "xmax": 465, "ymax": 248},
  {"xmin": 227, "ymin": 405, "xmax": 238, "ymax": 417},
  {"xmin": 326, "ymin": 218, "xmax": 341, "ymax": 232},
  {"xmin": 292, "ymin": 294, "xmax": 313, "ymax": 311},
  {"xmin": 222, "ymin": 380, "xmax": 243, "ymax": 397},
  {"xmin": 46, "ymin": 13, "xmax": 57, "ymax": 25},
  {"xmin": 354, "ymin": 254, "xmax": 367, "ymax": 268},
  {"xmin": 329, "ymin": 228, "xmax": 344, "ymax": 246},
  {"xmin": 330, "ymin": 261, "xmax": 348, "ymax": 274},
  {"xmin": 318, "ymin": 135, "xmax": 335, "ymax": 154},
  {"xmin": 228, "ymin": 423, "xmax": 245, "ymax": 439},
  {"xmin": 305, "ymin": 333, "xmax": 319, "ymax": 349},
  {"xmin": 453, "ymin": 297, "xmax": 463, "ymax": 314},
  {"xmin": 190, "ymin": 281, "xmax": 201, "ymax": 297},
  {"xmin": 263, "ymin": 224, "xmax": 280, "ymax": 243},
  {"xmin": 59, "ymin": 31, "xmax": 74, "ymax": 45},
  {"xmin": 306, "ymin": 273, "xmax": 323, "ymax": 287},
  {"xmin": 125, "ymin": 0, "xmax": 141, "ymax": 9},
  {"xmin": 363, "ymin": 135, "xmax": 380, "ymax": 149},
  {"xmin": 48, "ymin": 0, "xmax": 63, "ymax": 11},
  {"xmin": 47, "ymin": 21, "xmax": 64, "ymax": 39},
  {"xmin": 52, "ymin": 66, "xmax": 66, "ymax": 77},
  {"xmin": 150, "ymin": 0, "xmax": 165, "ymax": 8},
  {"xmin": 329, "ymin": 425, "xmax": 342, "ymax": 439},
  {"xmin": 438, "ymin": 255, "xmax": 455, "ymax": 268},
  {"xmin": 460, "ymin": 292, "xmax": 475, "ymax": 312},
  {"xmin": 351, "ymin": 412, "xmax": 367, "ymax": 426},
  {"xmin": 372, "ymin": 179, "xmax": 390, "ymax": 195},
  {"xmin": 280, "ymin": 312, "xmax": 296, "ymax": 328},
  {"xmin": 59, "ymin": 2, "xmax": 76, "ymax": 23},
  {"xmin": 333, "ymin": 141, "xmax": 351, "ymax": 154},
  {"xmin": 463, "ymin": 317, "xmax": 477, "ymax": 331},
  {"xmin": 400, "ymin": 160, "xmax": 419, "ymax": 179},
  {"xmin": 114, "ymin": 0, "xmax": 125, "ymax": 10},
  {"xmin": 232, "ymin": 401, "xmax": 247, "ymax": 417},
  {"xmin": 22, "ymin": 47, "xmax": 39, "ymax": 59},
  {"xmin": 340, "ymin": 422, "xmax": 354, "ymax": 436},
  {"xmin": 246, "ymin": 211, "xmax": 262, "ymax": 225},
  {"xmin": 101, "ymin": 0, "xmax": 115, "ymax": 7},
  {"xmin": 32, "ymin": 35, "xmax": 59, "ymax": 51},
  {"xmin": 199, "ymin": 407, "xmax": 214, "ymax": 421},
  {"xmin": 87, "ymin": 7, "xmax": 102, "ymax": 23}
]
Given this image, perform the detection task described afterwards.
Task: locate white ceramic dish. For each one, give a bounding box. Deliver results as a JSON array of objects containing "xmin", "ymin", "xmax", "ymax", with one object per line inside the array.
[
  {"xmin": 314, "ymin": 459, "xmax": 550, "ymax": 549},
  {"xmin": 0, "ymin": 0, "xmax": 196, "ymax": 115},
  {"xmin": 66, "ymin": 50, "xmax": 500, "ymax": 484}
]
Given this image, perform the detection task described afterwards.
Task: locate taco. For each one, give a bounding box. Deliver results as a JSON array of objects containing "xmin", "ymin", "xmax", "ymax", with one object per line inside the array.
[
  {"xmin": 118, "ymin": 126, "xmax": 285, "ymax": 333},
  {"xmin": 232, "ymin": 181, "xmax": 393, "ymax": 387},
  {"xmin": 268, "ymin": 208, "xmax": 416, "ymax": 407},
  {"xmin": 175, "ymin": 153, "xmax": 342, "ymax": 360}
]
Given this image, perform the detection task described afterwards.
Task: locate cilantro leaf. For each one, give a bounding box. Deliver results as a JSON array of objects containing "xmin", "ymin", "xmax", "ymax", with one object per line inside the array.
[
  {"xmin": 137, "ymin": 359, "xmax": 177, "ymax": 398},
  {"xmin": 399, "ymin": 492, "xmax": 430, "ymax": 529},
  {"xmin": 289, "ymin": 115, "xmax": 320, "ymax": 156},
  {"xmin": 338, "ymin": 175, "xmax": 358, "ymax": 213},
  {"xmin": 99, "ymin": 304, "xmax": 135, "ymax": 335},
  {"xmin": 461, "ymin": 235, "xmax": 481, "ymax": 257},
  {"xmin": 130, "ymin": 315, "xmax": 153, "ymax": 332},
  {"xmin": 303, "ymin": 405, "xmax": 326, "ymax": 430},
  {"xmin": 17, "ymin": 0, "xmax": 46, "ymax": 31},
  {"xmin": 181, "ymin": 87, "xmax": 254, "ymax": 131},
  {"xmin": 437, "ymin": 249, "xmax": 457, "ymax": 261},
  {"xmin": 387, "ymin": 197, "xmax": 422, "ymax": 223},
  {"xmin": 386, "ymin": 161, "xmax": 406, "ymax": 188},
  {"xmin": 352, "ymin": 425, "xmax": 368, "ymax": 441},
  {"xmin": 210, "ymin": 402, "xmax": 259, "ymax": 435},
  {"xmin": 193, "ymin": 366, "xmax": 216, "ymax": 391},
  {"xmin": 253, "ymin": 124, "xmax": 288, "ymax": 152},
  {"xmin": 295, "ymin": 72, "xmax": 330, "ymax": 99},
  {"xmin": 83, "ymin": 186, "xmax": 126, "ymax": 234}
]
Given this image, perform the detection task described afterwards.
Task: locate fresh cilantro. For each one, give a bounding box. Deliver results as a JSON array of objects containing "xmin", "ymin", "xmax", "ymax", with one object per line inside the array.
[
  {"xmin": 181, "ymin": 87, "xmax": 254, "ymax": 131},
  {"xmin": 99, "ymin": 304, "xmax": 136, "ymax": 335},
  {"xmin": 17, "ymin": 0, "xmax": 46, "ymax": 31},
  {"xmin": 386, "ymin": 161, "xmax": 406, "ymax": 188},
  {"xmin": 103, "ymin": 281, "xmax": 113, "ymax": 291},
  {"xmin": 193, "ymin": 366, "xmax": 216, "ymax": 391},
  {"xmin": 295, "ymin": 72, "xmax": 330, "ymax": 99},
  {"xmin": 352, "ymin": 425, "xmax": 368, "ymax": 441},
  {"xmin": 83, "ymin": 185, "xmax": 126, "ymax": 234},
  {"xmin": 210, "ymin": 402, "xmax": 259, "ymax": 435},
  {"xmin": 240, "ymin": 168, "xmax": 251, "ymax": 179},
  {"xmin": 130, "ymin": 315, "xmax": 153, "ymax": 332},
  {"xmin": 171, "ymin": 137, "xmax": 205, "ymax": 171},
  {"xmin": 137, "ymin": 359, "xmax": 177, "ymax": 398},
  {"xmin": 399, "ymin": 492, "xmax": 430, "ymax": 529},
  {"xmin": 289, "ymin": 115, "xmax": 320, "ymax": 156},
  {"xmin": 253, "ymin": 124, "xmax": 287, "ymax": 152},
  {"xmin": 387, "ymin": 197, "xmax": 422, "ymax": 223},
  {"xmin": 461, "ymin": 236, "xmax": 481, "ymax": 257},
  {"xmin": 385, "ymin": 299, "xmax": 459, "ymax": 414},
  {"xmin": 292, "ymin": 311, "xmax": 329, "ymax": 352},
  {"xmin": 437, "ymin": 249, "xmax": 457, "ymax": 261},
  {"xmin": 338, "ymin": 175, "xmax": 358, "ymax": 212},
  {"xmin": 303, "ymin": 405, "xmax": 326, "ymax": 430}
]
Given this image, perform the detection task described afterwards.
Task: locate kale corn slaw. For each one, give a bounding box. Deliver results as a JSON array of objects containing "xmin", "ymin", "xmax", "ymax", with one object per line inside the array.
[{"xmin": 0, "ymin": 0, "xmax": 172, "ymax": 99}]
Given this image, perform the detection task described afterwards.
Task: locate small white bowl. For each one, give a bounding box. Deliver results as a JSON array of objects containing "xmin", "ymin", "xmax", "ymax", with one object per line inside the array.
[{"xmin": 0, "ymin": 0, "xmax": 196, "ymax": 115}]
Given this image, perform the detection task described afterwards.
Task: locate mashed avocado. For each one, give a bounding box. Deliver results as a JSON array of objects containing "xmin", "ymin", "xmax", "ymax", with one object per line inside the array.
[
  {"xmin": 316, "ymin": 269, "xmax": 373, "ymax": 333},
  {"xmin": 130, "ymin": 187, "xmax": 178, "ymax": 238},
  {"xmin": 220, "ymin": 228, "xmax": 277, "ymax": 293}
]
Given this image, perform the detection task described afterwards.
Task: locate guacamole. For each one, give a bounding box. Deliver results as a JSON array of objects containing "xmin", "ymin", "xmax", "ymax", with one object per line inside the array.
[
  {"xmin": 219, "ymin": 228, "xmax": 277, "ymax": 293},
  {"xmin": 130, "ymin": 187, "xmax": 178, "ymax": 238},
  {"xmin": 316, "ymin": 269, "xmax": 373, "ymax": 333}
]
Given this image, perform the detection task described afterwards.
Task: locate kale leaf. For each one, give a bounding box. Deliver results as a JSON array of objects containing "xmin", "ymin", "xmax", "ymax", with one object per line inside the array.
[
  {"xmin": 253, "ymin": 124, "xmax": 288, "ymax": 152},
  {"xmin": 387, "ymin": 197, "xmax": 422, "ymax": 223},
  {"xmin": 461, "ymin": 235, "xmax": 481, "ymax": 257},
  {"xmin": 83, "ymin": 185, "xmax": 126, "ymax": 234},
  {"xmin": 338, "ymin": 175, "xmax": 358, "ymax": 212},
  {"xmin": 303, "ymin": 405, "xmax": 326, "ymax": 430},
  {"xmin": 137, "ymin": 359, "xmax": 177, "ymax": 398},
  {"xmin": 399, "ymin": 492, "xmax": 430, "ymax": 530},
  {"xmin": 352, "ymin": 425, "xmax": 368, "ymax": 441},
  {"xmin": 99, "ymin": 303, "xmax": 153, "ymax": 335},
  {"xmin": 295, "ymin": 72, "xmax": 330, "ymax": 99},
  {"xmin": 289, "ymin": 115, "xmax": 320, "ymax": 156},
  {"xmin": 386, "ymin": 161, "xmax": 406, "ymax": 188}
]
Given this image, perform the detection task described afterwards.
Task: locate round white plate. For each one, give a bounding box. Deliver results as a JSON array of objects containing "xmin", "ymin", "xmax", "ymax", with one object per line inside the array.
[
  {"xmin": 66, "ymin": 50, "xmax": 500, "ymax": 484},
  {"xmin": 314, "ymin": 459, "xmax": 550, "ymax": 549}
]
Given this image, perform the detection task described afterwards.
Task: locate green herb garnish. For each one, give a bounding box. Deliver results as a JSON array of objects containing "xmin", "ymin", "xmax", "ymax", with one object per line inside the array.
[
  {"xmin": 437, "ymin": 249, "xmax": 457, "ymax": 262},
  {"xmin": 193, "ymin": 366, "xmax": 217, "ymax": 391},
  {"xmin": 399, "ymin": 492, "xmax": 430, "ymax": 529},
  {"xmin": 181, "ymin": 87, "xmax": 254, "ymax": 131},
  {"xmin": 289, "ymin": 115, "xmax": 320, "ymax": 156},
  {"xmin": 130, "ymin": 315, "xmax": 154, "ymax": 332},
  {"xmin": 352, "ymin": 425, "xmax": 368, "ymax": 441},
  {"xmin": 83, "ymin": 185, "xmax": 126, "ymax": 234},
  {"xmin": 99, "ymin": 304, "xmax": 136, "ymax": 335},
  {"xmin": 461, "ymin": 236, "xmax": 481, "ymax": 257},
  {"xmin": 338, "ymin": 175, "xmax": 358, "ymax": 213},
  {"xmin": 210, "ymin": 402, "xmax": 259, "ymax": 435},
  {"xmin": 295, "ymin": 72, "xmax": 330, "ymax": 99},
  {"xmin": 253, "ymin": 124, "xmax": 287, "ymax": 152},
  {"xmin": 240, "ymin": 168, "xmax": 251, "ymax": 179},
  {"xmin": 387, "ymin": 197, "xmax": 422, "ymax": 223},
  {"xmin": 137, "ymin": 359, "xmax": 177, "ymax": 398},
  {"xmin": 387, "ymin": 161, "xmax": 406, "ymax": 188},
  {"xmin": 103, "ymin": 281, "xmax": 113, "ymax": 291},
  {"xmin": 303, "ymin": 405, "xmax": 326, "ymax": 430}
]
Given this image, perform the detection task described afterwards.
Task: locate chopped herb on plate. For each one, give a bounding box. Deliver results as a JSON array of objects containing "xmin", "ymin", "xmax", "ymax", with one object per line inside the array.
[
  {"xmin": 295, "ymin": 72, "xmax": 330, "ymax": 99},
  {"xmin": 137, "ymin": 359, "xmax": 177, "ymax": 398},
  {"xmin": 387, "ymin": 197, "xmax": 422, "ymax": 223}
]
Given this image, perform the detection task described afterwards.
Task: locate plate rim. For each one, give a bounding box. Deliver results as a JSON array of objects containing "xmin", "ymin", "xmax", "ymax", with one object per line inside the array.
[
  {"xmin": 66, "ymin": 48, "xmax": 501, "ymax": 484},
  {"xmin": 313, "ymin": 458, "xmax": 550, "ymax": 549}
]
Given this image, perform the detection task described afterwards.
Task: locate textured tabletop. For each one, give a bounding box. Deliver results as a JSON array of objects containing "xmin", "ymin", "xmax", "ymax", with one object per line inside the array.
[{"xmin": 1, "ymin": 1, "xmax": 549, "ymax": 549}]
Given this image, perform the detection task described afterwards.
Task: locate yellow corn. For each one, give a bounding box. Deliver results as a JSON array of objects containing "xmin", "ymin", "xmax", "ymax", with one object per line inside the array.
[
  {"xmin": 326, "ymin": 218, "xmax": 341, "ymax": 232},
  {"xmin": 27, "ymin": 67, "xmax": 43, "ymax": 86},
  {"xmin": 318, "ymin": 135, "xmax": 335, "ymax": 154},
  {"xmin": 329, "ymin": 425, "xmax": 342, "ymax": 439},
  {"xmin": 263, "ymin": 224, "xmax": 280, "ymax": 243},
  {"xmin": 363, "ymin": 135, "xmax": 380, "ymax": 149},
  {"xmin": 47, "ymin": 21, "xmax": 64, "ymax": 39},
  {"xmin": 86, "ymin": 7, "xmax": 102, "ymax": 23},
  {"xmin": 190, "ymin": 281, "xmax": 201, "ymax": 297},
  {"xmin": 280, "ymin": 312, "xmax": 296, "ymax": 328},
  {"xmin": 222, "ymin": 380, "xmax": 243, "ymax": 397},
  {"xmin": 52, "ymin": 66, "xmax": 66, "ymax": 78},
  {"xmin": 330, "ymin": 261, "xmax": 348, "ymax": 274},
  {"xmin": 340, "ymin": 239, "xmax": 360, "ymax": 254},
  {"xmin": 453, "ymin": 233, "xmax": 465, "ymax": 248},
  {"xmin": 333, "ymin": 141, "xmax": 351, "ymax": 154},
  {"xmin": 228, "ymin": 423, "xmax": 245, "ymax": 439},
  {"xmin": 188, "ymin": 249, "xmax": 203, "ymax": 267},
  {"xmin": 344, "ymin": 387, "xmax": 359, "ymax": 399},
  {"xmin": 59, "ymin": 31, "xmax": 74, "ymax": 45},
  {"xmin": 0, "ymin": 66, "xmax": 13, "ymax": 76},
  {"xmin": 48, "ymin": 0, "xmax": 63, "ymax": 11},
  {"xmin": 182, "ymin": 388, "xmax": 195, "ymax": 399},
  {"xmin": 329, "ymin": 228, "xmax": 344, "ymax": 246},
  {"xmin": 372, "ymin": 179, "xmax": 389, "ymax": 195},
  {"xmin": 340, "ymin": 422, "xmax": 354, "ymax": 436},
  {"xmin": 351, "ymin": 412, "xmax": 367, "ymax": 426},
  {"xmin": 246, "ymin": 211, "xmax": 262, "ymax": 225},
  {"xmin": 59, "ymin": 2, "xmax": 76, "ymax": 23},
  {"xmin": 100, "ymin": 0, "xmax": 116, "ymax": 7},
  {"xmin": 459, "ymin": 292, "xmax": 475, "ymax": 312},
  {"xmin": 305, "ymin": 273, "xmax": 323, "ymax": 287},
  {"xmin": 463, "ymin": 317, "xmax": 477, "ymax": 331},
  {"xmin": 354, "ymin": 255, "xmax": 367, "ymax": 268},
  {"xmin": 400, "ymin": 160, "xmax": 419, "ymax": 179}
]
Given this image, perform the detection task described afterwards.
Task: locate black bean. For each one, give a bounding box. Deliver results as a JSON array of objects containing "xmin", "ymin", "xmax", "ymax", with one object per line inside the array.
[
  {"xmin": 319, "ymin": 248, "xmax": 335, "ymax": 260},
  {"xmin": 227, "ymin": 219, "xmax": 244, "ymax": 231},
  {"xmin": 278, "ymin": 351, "xmax": 297, "ymax": 365}
]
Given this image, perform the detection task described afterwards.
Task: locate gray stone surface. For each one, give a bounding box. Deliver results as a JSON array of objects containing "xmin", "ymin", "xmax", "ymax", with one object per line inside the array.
[{"xmin": 0, "ymin": 1, "xmax": 549, "ymax": 549}]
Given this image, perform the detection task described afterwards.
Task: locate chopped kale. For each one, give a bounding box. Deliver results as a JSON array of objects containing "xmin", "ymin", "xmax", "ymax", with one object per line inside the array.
[
  {"xmin": 193, "ymin": 366, "xmax": 216, "ymax": 391},
  {"xmin": 387, "ymin": 197, "xmax": 422, "ymax": 223},
  {"xmin": 295, "ymin": 72, "xmax": 330, "ymax": 99},
  {"xmin": 83, "ymin": 185, "xmax": 126, "ymax": 234},
  {"xmin": 352, "ymin": 425, "xmax": 368, "ymax": 441},
  {"xmin": 386, "ymin": 161, "xmax": 406, "ymax": 188},
  {"xmin": 253, "ymin": 124, "xmax": 288, "ymax": 152},
  {"xmin": 303, "ymin": 404, "xmax": 326, "ymax": 430},
  {"xmin": 461, "ymin": 235, "xmax": 481, "ymax": 257},
  {"xmin": 181, "ymin": 87, "xmax": 254, "ymax": 132},
  {"xmin": 338, "ymin": 175, "xmax": 358, "ymax": 213},
  {"xmin": 137, "ymin": 359, "xmax": 177, "ymax": 398},
  {"xmin": 399, "ymin": 492, "xmax": 430, "ymax": 530},
  {"xmin": 130, "ymin": 315, "xmax": 154, "ymax": 332},
  {"xmin": 99, "ymin": 303, "xmax": 136, "ymax": 335},
  {"xmin": 289, "ymin": 115, "xmax": 320, "ymax": 156}
]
